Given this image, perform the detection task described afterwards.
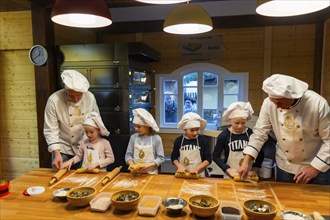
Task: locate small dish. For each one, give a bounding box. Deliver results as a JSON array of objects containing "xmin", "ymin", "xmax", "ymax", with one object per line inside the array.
[
  {"xmin": 138, "ymin": 195, "xmax": 162, "ymax": 216},
  {"xmin": 162, "ymin": 197, "xmax": 187, "ymax": 215},
  {"xmin": 53, "ymin": 187, "xmax": 71, "ymax": 200},
  {"xmin": 220, "ymin": 200, "xmax": 242, "ymax": 220}
]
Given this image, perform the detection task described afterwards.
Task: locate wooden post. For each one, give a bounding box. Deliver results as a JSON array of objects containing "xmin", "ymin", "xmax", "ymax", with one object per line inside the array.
[{"xmin": 31, "ymin": 0, "xmax": 56, "ymax": 168}]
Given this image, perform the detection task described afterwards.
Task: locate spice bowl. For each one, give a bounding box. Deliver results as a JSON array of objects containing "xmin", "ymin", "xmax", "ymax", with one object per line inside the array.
[
  {"xmin": 66, "ymin": 186, "xmax": 97, "ymax": 207},
  {"xmin": 188, "ymin": 194, "xmax": 220, "ymax": 217},
  {"xmin": 111, "ymin": 190, "xmax": 140, "ymax": 211},
  {"xmin": 53, "ymin": 187, "xmax": 71, "ymax": 201},
  {"xmin": 220, "ymin": 200, "xmax": 242, "ymax": 220},
  {"xmin": 243, "ymin": 199, "xmax": 278, "ymax": 220},
  {"xmin": 162, "ymin": 197, "xmax": 187, "ymax": 215},
  {"xmin": 138, "ymin": 195, "xmax": 162, "ymax": 216}
]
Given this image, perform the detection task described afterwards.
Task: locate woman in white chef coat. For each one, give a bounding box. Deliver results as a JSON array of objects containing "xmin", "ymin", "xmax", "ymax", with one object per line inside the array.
[
  {"xmin": 43, "ymin": 70, "xmax": 100, "ymax": 170},
  {"xmin": 62, "ymin": 112, "xmax": 114, "ymax": 172},
  {"xmin": 239, "ymin": 74, "xmax": 330, "ymax": 185},
  {"xmin": 171, "ymin": 112, "xmax": 212, "ymax": 177},
  {"xmin": 125, "ymin": 108, "xmax": 165, "ymax": 174}
]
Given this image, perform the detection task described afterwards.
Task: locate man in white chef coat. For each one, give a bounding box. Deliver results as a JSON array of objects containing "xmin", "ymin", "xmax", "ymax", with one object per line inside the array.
[
  {"xmin": 43, "ymin": 70, "xmax": 100, "ymax": 170},
  {"xmin": 239, "ymin": 74, "xmax": 329, "ymax": 185}
]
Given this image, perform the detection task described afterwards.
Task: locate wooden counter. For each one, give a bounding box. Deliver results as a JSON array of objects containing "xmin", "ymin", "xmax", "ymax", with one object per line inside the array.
[{"xmin": 1, "ymin": 168, "xmax": 329, "ymax": 219}]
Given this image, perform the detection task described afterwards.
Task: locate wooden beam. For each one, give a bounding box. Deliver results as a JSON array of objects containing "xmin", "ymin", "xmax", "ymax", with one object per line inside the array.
[{"xmin": 31, "ymin": 0, "xmax": 56, "ymax": 168}]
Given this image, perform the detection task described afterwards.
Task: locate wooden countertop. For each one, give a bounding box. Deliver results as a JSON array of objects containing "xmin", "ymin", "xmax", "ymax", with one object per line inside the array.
[{"xmin": 1, "ymin": 168, "xmax": 329, "ymax": 219}]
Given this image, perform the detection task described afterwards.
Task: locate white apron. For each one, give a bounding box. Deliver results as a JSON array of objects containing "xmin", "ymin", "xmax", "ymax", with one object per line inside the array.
[
  {"xmin": 81, "ymin": 142, "xmax": 105, "ymax": 171},
  {"xmin": 179, "ymin": 136, "xmax": 205, "ymax": 177},
  {"xmin": 133, "ymin": 136, "xmax": 158, "ymax": 174},
  {"xmin": 225, "ymin": 130, "xmax": 250, "ymax": 179}
]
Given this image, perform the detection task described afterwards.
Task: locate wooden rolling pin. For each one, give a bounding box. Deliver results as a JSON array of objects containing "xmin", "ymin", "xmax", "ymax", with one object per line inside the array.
[
  {"xmin": 101, "ymin": 166, "xmax": 122, "ymax": 185},
  {"xmin": 233, "ymin": 175, "xmax": 259, "ymax": 182},
  {"xmin": 76, "ymin": 168, "xmax": 100, "ymax": 174},
  {"xmin": 175, "ymin": 172, "xmax": 200, "ymax": 179},
  {"xmin": 49, "ymin": 169, "xmax": 68, "ymax": 185}
]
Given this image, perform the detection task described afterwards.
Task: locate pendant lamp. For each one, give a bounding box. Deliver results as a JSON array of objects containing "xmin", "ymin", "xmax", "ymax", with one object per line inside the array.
[
  {"xmin": 51, "ymin": 0, "xmax": 112, "ymax": 28},
  {"xmin": 136, "ymin": 0, "xmax": 189, "ymax": 4},
  {"xmin": 163, "ymin": 4, "xmax": 213, "ymax": 35},
  {"xmin": 256, "ymin": 0, "xmax": 330, "ymax": 17}
]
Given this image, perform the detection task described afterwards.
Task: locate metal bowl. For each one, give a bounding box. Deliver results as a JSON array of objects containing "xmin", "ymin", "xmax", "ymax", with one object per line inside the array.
[
  {"xmin": 162, "ymin": 197, "xmax": 187, "ymax": 215},
  {"xmin": 53, "ymin": 187, "xmax": 71, "ymax": 200},
  {"xmin": 281, "ymin": 210, "xmax": 313, "ymax": 220}
]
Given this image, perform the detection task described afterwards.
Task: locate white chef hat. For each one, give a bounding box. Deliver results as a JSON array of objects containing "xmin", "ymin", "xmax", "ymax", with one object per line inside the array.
[
  {"xmin": 133, "ymin": 108, "xmax": 159, "ymax": 132},
  {"xmin": 262, "ymin": 74, "xmax": 308, "ymax": 99},
  {"xmin": 178, "ymin": 112, "xmax": 207, "ymax": 130},
  {"xmin": 83, "ymin": 112, "xmax": 110, "ymax": 136},
  {"xmin": 61, "ymin": 70, "xmax": 90, "ymax": 92},
  {"xmin": 222, "ymin": 101, "xmax": 254, "ymax": 122}
]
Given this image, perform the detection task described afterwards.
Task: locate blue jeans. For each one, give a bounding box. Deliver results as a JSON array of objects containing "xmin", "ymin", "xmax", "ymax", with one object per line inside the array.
[
  {"xmin": 51, "ymin": 152, "xmax": 82, "ymax": 170},
  {"xmin": 275, "ymin": 165, "xmax": 330, "ymax": 185}
]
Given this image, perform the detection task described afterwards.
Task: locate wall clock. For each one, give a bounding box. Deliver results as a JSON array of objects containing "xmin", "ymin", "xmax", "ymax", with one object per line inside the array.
[{"xmin": 29, "ymin": 45, "xmax": 48, "ymax": 66}]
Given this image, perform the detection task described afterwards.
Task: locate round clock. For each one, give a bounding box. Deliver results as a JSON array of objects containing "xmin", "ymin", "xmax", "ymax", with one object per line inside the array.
[{"xmin": 29, "ymin": 45, "xmax": 48, "ymax": 66}]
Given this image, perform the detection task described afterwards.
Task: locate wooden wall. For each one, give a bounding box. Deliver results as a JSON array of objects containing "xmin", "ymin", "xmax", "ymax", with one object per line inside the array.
[{"xmin": 1, "ymin": 10, "xmax": 329, "ymax": 179}]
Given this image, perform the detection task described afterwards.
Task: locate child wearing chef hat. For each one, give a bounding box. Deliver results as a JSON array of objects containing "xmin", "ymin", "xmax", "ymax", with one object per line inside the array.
[
  {"xmin": 62, "ymin": 112, "xmax": 114, "ymax": 171},
  {"xmin": 213, "ymin": 102, "xmax": 269, "ymax": 179},
  {"xmin": 125, "ymin": 108, "xmax": 165, "ymax": 174},
  {"xmin": 171, "ymin": 112, "xmax": 212, "ymax": 177}
]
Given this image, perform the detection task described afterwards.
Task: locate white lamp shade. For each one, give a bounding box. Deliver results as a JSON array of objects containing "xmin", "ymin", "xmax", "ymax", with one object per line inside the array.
[
  {"xmin": 51, "ymin": 0, "xmax": 112, "ymax": 28},
  {"xmin": 256, "ymin": 0, "xmax": 330, "ymax": 17},
  {"xmin": 163, "ymin": 4, "xmax": 213, "ymax": 35},
  {"xmin": 136, "ymin": 0, "xmax": 189, "ymax": 4}
]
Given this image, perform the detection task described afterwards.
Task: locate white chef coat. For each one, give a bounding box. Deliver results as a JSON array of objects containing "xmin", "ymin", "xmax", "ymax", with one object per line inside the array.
[
  {"xmin": 244, "ymin": 90, "xmax": 330, "ymax": 174},
  {"xmin": 44, "ymin": 89, "xmax": 100, "ymax": 156}
]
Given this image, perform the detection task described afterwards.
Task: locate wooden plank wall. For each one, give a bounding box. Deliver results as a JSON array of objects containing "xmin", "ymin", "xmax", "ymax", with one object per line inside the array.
[
  {"xmin": 0, "ymin": 10, "xmax": 329, "ymax": 179},
  {"xmin": 0, "ymin": 11, "xmax": 39, "ymax": 180}
]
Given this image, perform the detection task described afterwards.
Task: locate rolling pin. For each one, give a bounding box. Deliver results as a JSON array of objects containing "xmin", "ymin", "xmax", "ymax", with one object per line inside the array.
[
  {"xmin": 49, "ymin": 169, "xmax": 68, "ymax": 185},
  {"xmin": 101, "ymin": 166, "xmax": 122, "ymax": 185},
  {"xmin": 233, "ymin": 175, "xmax": 259, "ymax": 182},
  {"xmin": 175, "ymin": 172, "xmax": 200, "ymax": 179},
  {"xmin": 76, "ymin": 168, "xmax": 100, "ymax": 174}
]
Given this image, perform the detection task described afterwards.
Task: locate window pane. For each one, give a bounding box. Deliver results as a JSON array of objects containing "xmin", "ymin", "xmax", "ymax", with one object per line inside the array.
[
  {"xmin": 183, "ymin": 72, "xmax": 198, "ymax": 87},
  {"xmin": 223, "ymin": 95, "xmax": 238, "ymax": 108},
  {"xmin": 164, "ymin": 95, "xmax": 178, "ymax": 123},
  {"xmin": 164, "ymin": 80, "xmax": 178, "ymax": 94},
  {"xmin": 183, "ymin": 88, "xmax": 197, "ymax": 114},
  {"xmin": 203, "ymin": 109, "xmax": 218, "ymax": 124},
  {"xmin": 203, "ymin": 72, "xmax": 218, "ymax": 86},
  {"xmin": 224, "ymin": 79, "xmax": 239, "ymax": 94}
]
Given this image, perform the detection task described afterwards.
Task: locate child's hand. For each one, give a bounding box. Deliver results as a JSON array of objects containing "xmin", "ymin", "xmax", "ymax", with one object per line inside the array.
[
  {"xmin": 87, "ymin": 163, "xmax": 99, "ymax": 171},
  {"xmin": 248, "ymin": 170, "xmax": 258, "ymax": 177},
  {"xmin": 176, "ymin": 167, "xmax": 186, "ymax": 173},
  {"xmin": 61, "ymin": 160, "xmax": 73, "ymax": 170},
  {"xmin": 226, "ymin": 168, "xmax": 239, "ymax": 178}
]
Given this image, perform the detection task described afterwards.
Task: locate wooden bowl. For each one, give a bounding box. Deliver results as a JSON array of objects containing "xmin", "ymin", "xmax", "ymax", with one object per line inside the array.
[
  {"xmin": 243, "ymin": 199, "xmax": 278, "ymax": 220},
  {"xmin": 188, "ymin": 195, "xmax": 220, "ymax": 217},
  {"xmin": 111, "ymin": 190, "xmax": 140, "ymax": 211},
  {"xmin": 66, "ymin": 186, "xmax": 96, "ymax": 207}
]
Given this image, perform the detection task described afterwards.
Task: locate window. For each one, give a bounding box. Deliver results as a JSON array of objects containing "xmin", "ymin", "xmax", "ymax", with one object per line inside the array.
[{"xmin": 156, "ymin": 63, "xmax": 248, "ymax": 132}]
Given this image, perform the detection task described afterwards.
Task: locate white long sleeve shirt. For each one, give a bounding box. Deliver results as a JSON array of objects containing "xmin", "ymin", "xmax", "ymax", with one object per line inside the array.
[
  {"xmin": 43, "ymin": 89, "xmax": 100, "ymax": 155},
  {"xmin": 243, "ymin": 90, "xmax": 329, "ymax": 174}
]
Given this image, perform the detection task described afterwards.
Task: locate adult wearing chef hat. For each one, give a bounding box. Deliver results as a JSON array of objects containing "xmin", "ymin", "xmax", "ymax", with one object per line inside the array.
[
  {"xmin": 239, "ymin": 74, "xmax": 330, "ymax": 185},
  {"xmin": 44, "ymin": 70, "xmax": 100, "ymax": 170},
  {"xmin": 125, "ymin": 108, "xmax": 165, "ymax": 174},
  {"xmin": 171, "ymin": 112, "xmax": 212, "ymax": 177},
  {"xmin": 62, "ymin": 112, "xmax": 114, "ymax": 172},
  {"xmin": 213, "ymin": 102, "xmax": 275, "ymax": 179}
]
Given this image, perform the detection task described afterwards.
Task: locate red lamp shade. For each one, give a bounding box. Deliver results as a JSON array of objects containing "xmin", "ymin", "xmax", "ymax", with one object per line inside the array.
[{"xmin": 51, "ymin": 0, "xmax": 112, "ymax": 28}]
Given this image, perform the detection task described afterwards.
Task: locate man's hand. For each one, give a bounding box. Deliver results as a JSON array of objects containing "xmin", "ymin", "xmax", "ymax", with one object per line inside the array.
[
  {"xmin": 52, "ymin": 150, "xmax": 63, "ymax": 169},
  {"xmin": 294, "ymin": 165, "xmax": 320, "ymax": 184},
  {"xmin": 238, "ymin": 155, "xmax": 254, "ymax": 179}
]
